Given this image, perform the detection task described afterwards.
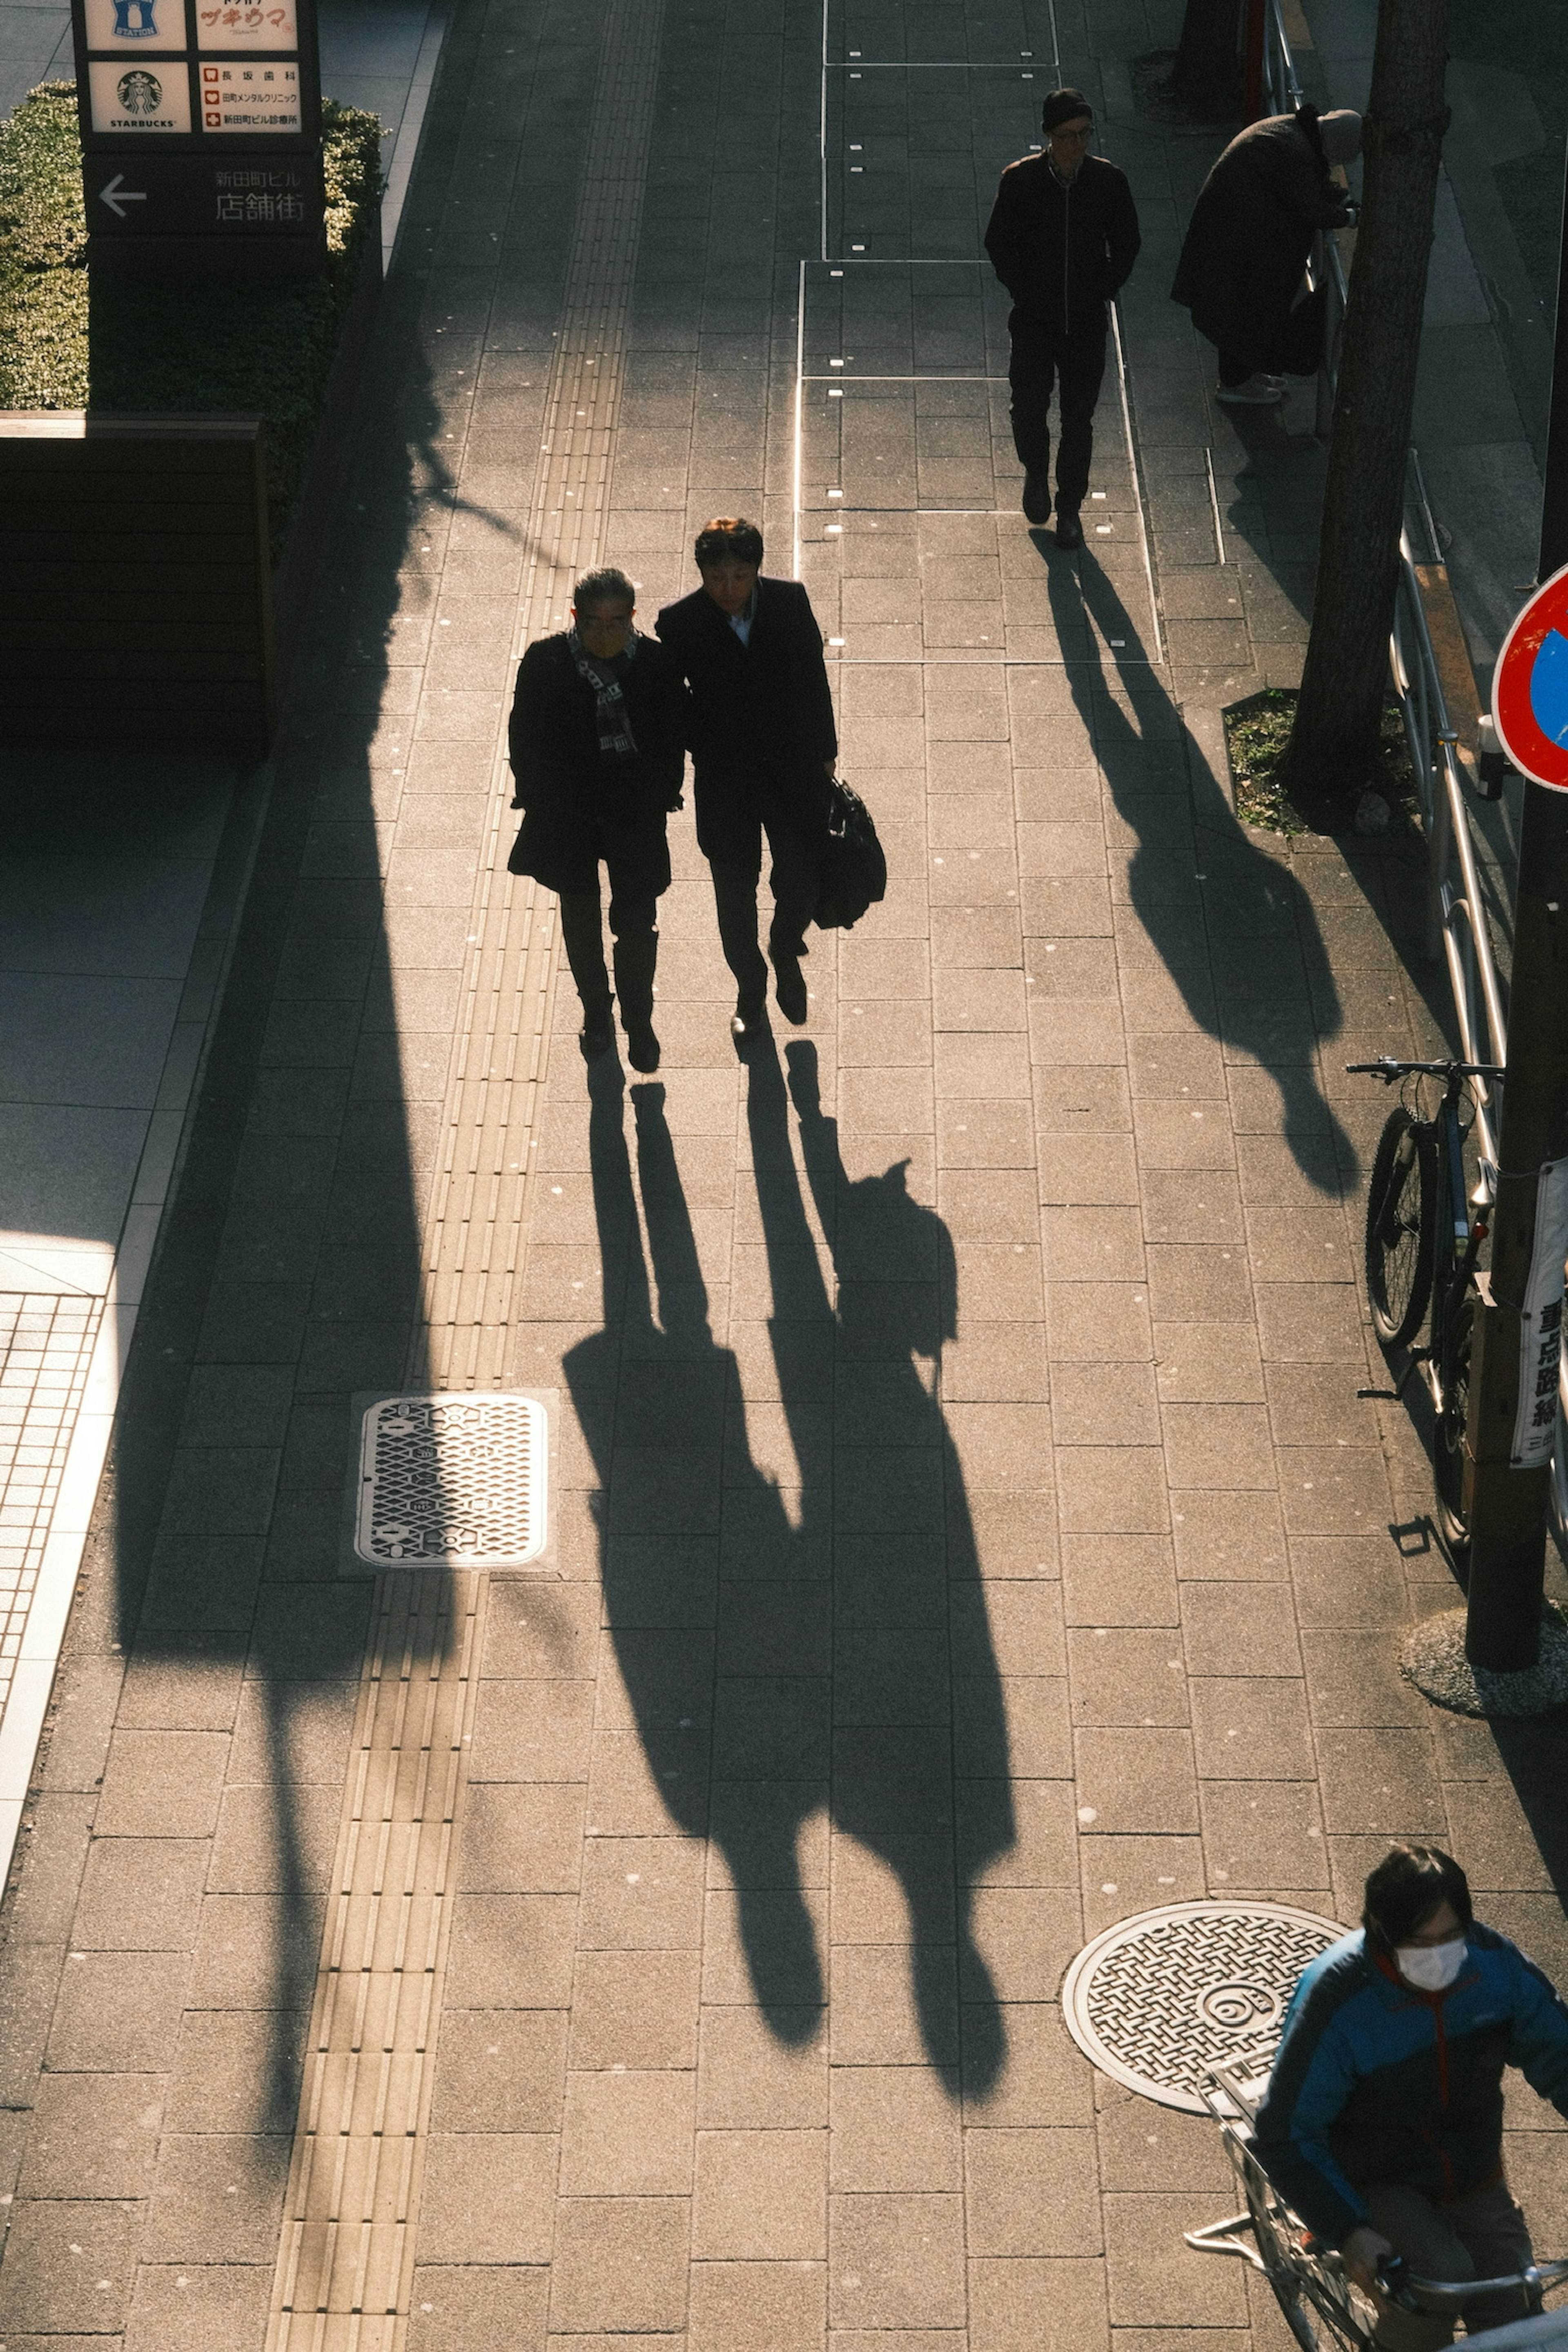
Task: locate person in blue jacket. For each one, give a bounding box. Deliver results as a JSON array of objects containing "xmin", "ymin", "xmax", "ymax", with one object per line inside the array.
[{"xmin": 1254, "ymin": 1844, "xmax": 1568, "ymax": 2352}]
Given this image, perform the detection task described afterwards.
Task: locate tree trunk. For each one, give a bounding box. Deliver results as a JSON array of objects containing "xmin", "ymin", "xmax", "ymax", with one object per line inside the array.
[
  {"xmin": 1277, "ymin": 0, "xmax": 1450, "ymax": 821},
  {"xmin": 1171, "ymin": 0, "xmax": 1242, "ymax": 114}
]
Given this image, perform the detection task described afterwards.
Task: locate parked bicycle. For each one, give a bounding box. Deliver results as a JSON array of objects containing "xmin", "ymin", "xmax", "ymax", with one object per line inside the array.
[{"xmin": 1354, "ymin": 1056, "xmax": 1505, "ymax": 1554}]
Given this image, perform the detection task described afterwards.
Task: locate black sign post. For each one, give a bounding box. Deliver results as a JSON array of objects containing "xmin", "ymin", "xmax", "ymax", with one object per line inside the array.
[{"xmin": 71, "ymin": 0, "xmax": 325, "ymax": 272}]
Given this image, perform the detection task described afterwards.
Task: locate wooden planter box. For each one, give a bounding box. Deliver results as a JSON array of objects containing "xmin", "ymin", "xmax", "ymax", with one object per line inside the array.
[{"xmin": 0, "ymin": 412, "xmax": 276, "ymax": 758}]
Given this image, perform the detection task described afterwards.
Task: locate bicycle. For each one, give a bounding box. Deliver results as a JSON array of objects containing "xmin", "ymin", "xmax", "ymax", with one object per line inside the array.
[
  {"xmin": 1187, "ymin": 2057, "xmax": 1568, "ymax": 2352},
  {"xmin": 1353, "ymin": 1056, "xmax": 1504, "ymax": 1555}
]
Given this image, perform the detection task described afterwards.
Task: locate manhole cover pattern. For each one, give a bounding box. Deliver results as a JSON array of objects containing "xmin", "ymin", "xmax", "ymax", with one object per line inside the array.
[
  {"xmin": 1062, "ymin": 1902, "xmax": 1347, "ymax": 2112},
  {"xmin": 356, "ymin": 1394, "xmax": 548, "ymax": 1566}
]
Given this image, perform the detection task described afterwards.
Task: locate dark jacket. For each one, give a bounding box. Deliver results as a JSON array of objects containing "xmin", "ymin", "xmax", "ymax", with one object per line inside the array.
[
  {"xmin": 655, "ymin": 577, "xmax": 838, "ymax": 864},
  {"xmin": 1171, "ymin": 108, "xmax": 1351, "ymax": 371},
  {"xmin": 984, "ymin": 152, "xmax": 1140, "ymax": 336},
  {"xmin": 1253, "ymin": 1924, "xmax": 1568, "ymax": 2250},
  {"xmin": 506, "ymin": 632, "xmax": 688, "ymax": 898}
]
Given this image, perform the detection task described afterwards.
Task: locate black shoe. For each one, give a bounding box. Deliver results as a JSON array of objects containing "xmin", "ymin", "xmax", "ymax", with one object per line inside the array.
[
  {"xmin": 731, "ymin": 993, "xmax": 766, "ymax": 1043},
  {"xmin": 1022, "ymin": 471, "xmax": 1052, "ymax": 525},
  {"xmin": 773, "ymin": 956, "xmax": 808, "ymax": 1024},
  {"xmin": 626, "ymin": 1022, "xmax": 661, "ymax": 1073},
  {"xmin": 579, "ymin": 1001, "xmax": 615, "ymax": 1060},
  {"xmin": 1054, "ymin": 506, "xmax": 1083, "ymax": 549}
]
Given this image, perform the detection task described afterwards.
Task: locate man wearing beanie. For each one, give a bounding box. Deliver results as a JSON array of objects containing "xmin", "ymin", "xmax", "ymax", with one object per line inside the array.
[
  {"xmin": 1172, "ymin": 103, "xmax": 1361, "ymax": 403},
  {"xmin": 984, "ymin": 89, "xmax": 1140, "ymax": 546}
]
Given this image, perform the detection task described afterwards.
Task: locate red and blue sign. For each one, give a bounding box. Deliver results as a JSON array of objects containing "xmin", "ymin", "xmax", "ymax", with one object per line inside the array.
[{"xmin": 1494, "ymin": 561, "xmax": 1568, "ymax": 792}]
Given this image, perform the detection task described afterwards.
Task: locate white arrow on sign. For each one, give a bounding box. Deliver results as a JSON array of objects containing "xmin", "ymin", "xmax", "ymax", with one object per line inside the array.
[{"xmin": 99, "ymin": 173, "xmax": 148, "ymax": 218}]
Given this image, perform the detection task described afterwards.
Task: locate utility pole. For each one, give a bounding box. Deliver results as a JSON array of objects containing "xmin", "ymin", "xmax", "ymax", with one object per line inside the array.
[{"xmin": 1539, "ymin": 148, "xmax": 1568, "ymax": 589}]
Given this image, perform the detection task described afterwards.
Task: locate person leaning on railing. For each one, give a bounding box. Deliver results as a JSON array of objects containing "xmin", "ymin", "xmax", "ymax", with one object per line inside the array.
[
  {"xmin": 1252, "ymin": 1845, "xmax": 1568, "ymax": 2352},
  {"xmin": 1170, "ymin": 101, "xmax": 1361, "ymax": 407}
]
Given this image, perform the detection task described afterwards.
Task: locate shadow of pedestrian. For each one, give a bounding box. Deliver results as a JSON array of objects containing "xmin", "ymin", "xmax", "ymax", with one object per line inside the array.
[
  {"xmin": 1044, "ymin": 548, "xmax": 1355, "ymax": 1187},
  {"xmin": 565, "ymin": 1040, "xmax": 1013, "ymax": 2099}
]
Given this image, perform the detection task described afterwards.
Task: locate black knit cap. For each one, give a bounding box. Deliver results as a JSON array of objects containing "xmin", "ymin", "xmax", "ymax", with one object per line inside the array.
[{"xmin": 1039, "ymin": 85, "xmax": 1092, "ymax": 133}]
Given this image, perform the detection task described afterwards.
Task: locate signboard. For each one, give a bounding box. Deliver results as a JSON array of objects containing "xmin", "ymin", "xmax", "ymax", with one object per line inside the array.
[
  {"xmin": 1493, "ymin": 561, "xmax": 1568, "ymax": 792},
  {"xmin": 197, "ymin": 59, "xmax": 303, "ymax": 133},
  {"xmin": 83, "ymin": 148, "xmax": 322, "ymax": 238},
  {"xmin": 87, "ymin": 58, "xmax": 192, "ymax": 131},
  {"xmin": 71, "ymin": 0, "xmax": 323, "ymax": 264},
  {"xmin": 1511, "ymin": 1158, "xmax": 1568, "ymax": 1467}
]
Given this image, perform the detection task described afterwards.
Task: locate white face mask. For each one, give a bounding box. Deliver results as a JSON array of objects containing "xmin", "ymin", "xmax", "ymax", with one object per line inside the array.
[{"xmin": 1396, "ymin": 1937, "xmax": 1467, "ymax": 1992}]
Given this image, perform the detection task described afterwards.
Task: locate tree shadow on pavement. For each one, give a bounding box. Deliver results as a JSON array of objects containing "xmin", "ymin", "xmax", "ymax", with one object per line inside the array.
[
  {"xmin": 1045, "ymin": 548, "xmax": 1356, "ymax": 1190},
  {"xmin": 565, "ymin": 1040, "xmax": 1013, "ymax": 2100}
]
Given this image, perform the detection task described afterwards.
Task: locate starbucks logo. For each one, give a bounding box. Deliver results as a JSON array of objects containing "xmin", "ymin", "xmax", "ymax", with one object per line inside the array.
[{"xmin": 116, "ymin": 69, "xmax": 162, "ymax": 113}]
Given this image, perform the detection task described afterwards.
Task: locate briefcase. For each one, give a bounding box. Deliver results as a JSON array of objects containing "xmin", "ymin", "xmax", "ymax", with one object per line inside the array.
[{"xmin": 813, "ymin": 777, "xmax": 887, "ymax": 931}]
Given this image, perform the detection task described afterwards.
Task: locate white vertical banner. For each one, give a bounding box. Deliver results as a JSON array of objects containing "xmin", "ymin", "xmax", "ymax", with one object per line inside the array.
[{"xmin": 1510, "ymin": 1157, "xmax": 1568, "ymax": 1466}]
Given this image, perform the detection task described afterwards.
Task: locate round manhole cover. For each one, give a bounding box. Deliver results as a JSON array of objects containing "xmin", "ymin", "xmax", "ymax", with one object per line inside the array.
[{"xmin": 1061, "ymin": 1901, "xmax": 1347, "ymax": 2112}]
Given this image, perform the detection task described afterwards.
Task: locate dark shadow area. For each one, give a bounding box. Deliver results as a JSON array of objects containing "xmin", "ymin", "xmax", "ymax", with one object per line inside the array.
[
  {"xmin": 565, "ymin": 1038, "xmax": 1013, "ymax": 2098},
  {"xmin": 85, "ymin": 236, "xmax": 461, "ymax": 2134},
  {"xmin": 1041, "ymin": 547, "xmax": 1355, "ymax": 1186},
  {"xmin": 1029, "ymin": 550, "xmax": 1568, "ymax": 1948}
]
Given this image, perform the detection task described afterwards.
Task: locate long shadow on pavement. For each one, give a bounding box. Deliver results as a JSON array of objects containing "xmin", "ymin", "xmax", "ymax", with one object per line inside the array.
[
  {"xmin": 1045, "ymin": 547, "xmax": 1354, "ymax": 1189},
  {"xmin": 93, "ymin": 252, "xmax": 461, "ymax": 2140},
  {"xmin": 566, "ymin": 1040, "xmax": 1013, "ymax": 2099}
]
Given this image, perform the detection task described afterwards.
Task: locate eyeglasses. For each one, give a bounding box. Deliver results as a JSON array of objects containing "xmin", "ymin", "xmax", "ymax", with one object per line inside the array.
[{"xmin": 1051, "ymin": 121, "xmax": 1094, "ymax": 141}]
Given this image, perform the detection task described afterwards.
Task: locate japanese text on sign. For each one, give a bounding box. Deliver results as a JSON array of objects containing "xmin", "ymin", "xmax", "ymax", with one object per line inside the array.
[
  {"xmin": 199, "ymin": 58, "xmax": 301, "ymax": 130},
  {"xmin": 195, "ymin": 0, "xmax": 299, "ymax": 50},
  {"xmin": 1510, "ymin": 1157, "xmax": 1568, "ymax": 1467}
]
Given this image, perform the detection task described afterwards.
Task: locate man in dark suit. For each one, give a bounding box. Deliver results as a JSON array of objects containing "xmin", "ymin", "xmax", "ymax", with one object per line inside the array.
[
  {"xmin": 984, "ymin": 88, "xmax": 1140, "ymax": 547},
  {"xmin": 507, "ymin": 565, "xmax": 688, "ymax": 1072},
  {"xmin": 656, "ymin": 517, "xmax": 837, "ymax": 1040}
]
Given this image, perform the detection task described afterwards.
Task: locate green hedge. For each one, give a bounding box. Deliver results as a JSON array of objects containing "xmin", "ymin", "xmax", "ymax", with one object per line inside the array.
[{"xmin": 0, "ymin": 81, "xmax": 382, "ymax": 547}]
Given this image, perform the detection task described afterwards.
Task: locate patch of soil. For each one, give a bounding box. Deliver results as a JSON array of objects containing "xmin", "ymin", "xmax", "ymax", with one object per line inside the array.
[{"xmin": 1223, "ymin": 687, "xmax": 1424, "ymax": 839}]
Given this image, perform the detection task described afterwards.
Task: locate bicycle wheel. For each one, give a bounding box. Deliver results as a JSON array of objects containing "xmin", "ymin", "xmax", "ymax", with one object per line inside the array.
[
  {"xmin": 1243, "ymin": 2178, "xmax": 1371, "ymax": 2351},
  {"xmin": 1434, "ymin": 1285, "xmax": 1476, "ymax": 1552},
  {"xmin": 1365, "ymin": 1108, "xmax": 1437, "ymax": 1348}
]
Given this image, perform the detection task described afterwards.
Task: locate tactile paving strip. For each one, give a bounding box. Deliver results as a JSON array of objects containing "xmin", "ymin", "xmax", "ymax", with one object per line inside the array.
[
  {"xmin": 0, "ymin": 1293, "xmax": 104, "ymax": 1726},
  {"xmin": 266, "ymin": 1572, "xmax": 487, "ymax": 2351},
  {"xmin": 416, "ymin": 0, "xmax": 668, "ymax": 1390},
  {"xmin": 1061, "ymin": 1901, "xmax": 1346, "ymax": 2112},
  {"xmin": 355, "ymin": 1393, "xmax": 548, "ymax": 1567}
]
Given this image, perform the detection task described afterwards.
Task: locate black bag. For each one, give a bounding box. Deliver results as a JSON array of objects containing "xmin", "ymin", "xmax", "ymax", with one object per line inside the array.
[
  {"xmin": 813, "ymin": 777, "xmax": 887, "ymax": 931},
  {"xmin": 1275, "ymin": 282, "xmax": 1330, "ymax": 376}
]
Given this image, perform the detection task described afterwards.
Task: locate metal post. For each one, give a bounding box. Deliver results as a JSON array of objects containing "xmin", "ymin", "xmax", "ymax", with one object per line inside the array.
[
  {"xmin": 1463, "ymin": 782, "xmax": 1568, "ymax": 1670},
  {"xmin": 1539, "ymin": 145, "xmax": 1568, "ymax": 586}
]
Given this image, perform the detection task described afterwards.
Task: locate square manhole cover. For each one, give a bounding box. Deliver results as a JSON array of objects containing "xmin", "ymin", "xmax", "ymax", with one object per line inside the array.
[{"xmin": 355, "ymin": 1393, "xmax": 550, "ymax": 1567}]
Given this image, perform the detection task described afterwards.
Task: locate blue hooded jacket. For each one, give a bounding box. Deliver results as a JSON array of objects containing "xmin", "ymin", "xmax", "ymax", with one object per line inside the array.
[{"xmin": 1252, "ymin": 1922, "xmax": 1568, "ymax": 2249}]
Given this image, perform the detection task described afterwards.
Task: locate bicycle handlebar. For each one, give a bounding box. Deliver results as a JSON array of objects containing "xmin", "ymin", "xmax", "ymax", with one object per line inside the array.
[
  {"xmin": 1346, "ymin": 1057, "xmax": 1506, "ymax": 1083},
  {"xmin": 1376, "ymin": 2254, "xmax": 1568, "ymax": 2311}
]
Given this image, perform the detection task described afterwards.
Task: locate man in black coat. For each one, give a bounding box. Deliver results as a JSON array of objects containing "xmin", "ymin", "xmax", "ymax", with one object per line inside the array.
[
  {"xmin": 656, "ymin": 518, "xmax": 837, "ymax": 1041},
  {"xmin": 984, "ymin": 87, "xmax": 1140, "ymax": 547},
  {"xmin": 507, "ymin": 565, "xmax": 688, "ymax": 1072},
  {"xmin": 1171, "ymin": 105, "xmax": 1360, "ymax": 404}
]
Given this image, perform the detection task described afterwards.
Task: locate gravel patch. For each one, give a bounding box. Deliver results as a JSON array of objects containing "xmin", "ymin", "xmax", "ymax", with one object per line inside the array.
[{"xmin": 1399, "ymin": 1608, "xmax": 1568, "ymax": 1719}]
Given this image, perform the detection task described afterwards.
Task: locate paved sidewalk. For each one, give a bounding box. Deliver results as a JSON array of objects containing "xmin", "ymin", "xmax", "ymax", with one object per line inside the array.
[{"xmin": 0, "ymin": 0, "xmax": 1564, "ymax": 2345}]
